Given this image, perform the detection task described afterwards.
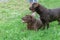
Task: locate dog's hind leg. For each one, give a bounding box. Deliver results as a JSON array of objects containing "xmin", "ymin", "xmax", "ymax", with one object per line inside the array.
[
  {"xmin": 47, "ymin": 23, "xmax": 49, "ymax": 29},
  {"xmin": 43, "ymin": 26, "xmax": 45, "ymax": 29},
  {"xmin": 42, "ymin": 23, "xmax": 46, "ymax": 30},
  {"xmin": 46, "ymin": 21, "xmax": 49, "ymax": 29},
  {"xmin": 58, "ymin": 18, "xmax": 60, "ymax": 25}
]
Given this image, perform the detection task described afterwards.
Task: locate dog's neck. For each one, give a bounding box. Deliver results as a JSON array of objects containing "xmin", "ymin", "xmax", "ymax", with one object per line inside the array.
[{"xmin": 35, "ymin": 5, "xmax": 49, "ymax": 15}]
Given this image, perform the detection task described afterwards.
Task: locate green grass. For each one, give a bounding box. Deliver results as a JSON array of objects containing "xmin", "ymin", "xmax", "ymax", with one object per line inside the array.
[{"xmin": 0, "ymin": 0, "xmax": 60, "ymax": 40}]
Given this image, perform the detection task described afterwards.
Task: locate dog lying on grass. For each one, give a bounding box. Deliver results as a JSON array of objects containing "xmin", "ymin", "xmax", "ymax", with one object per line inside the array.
[
  {"xmin": 29, "ymin": 3, "xmax": 60, "ymax": 29},
  {"xmin": 22, "ymin": 15, "xmax": 43, "ymax": 31}
]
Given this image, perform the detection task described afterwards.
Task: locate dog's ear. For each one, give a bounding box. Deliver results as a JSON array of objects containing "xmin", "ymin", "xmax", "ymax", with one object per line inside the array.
[
  {"xmin": 33, "ymin": 3, "xmax": 39, "ymax": 8},
  {"xmin": 25, "ymin": 15, "xmax": 32, "ymax": 18},
  {"xmin": 26, "ymin": 15, "xmax": 31, "ymax": 17},
  {"xmin": 26, "ymin": 15, "xmax": 28, "ymax": 16}
]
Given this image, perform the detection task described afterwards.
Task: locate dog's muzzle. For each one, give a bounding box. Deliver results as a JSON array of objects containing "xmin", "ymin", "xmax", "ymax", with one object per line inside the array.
[{"xmin": 29, "ymin": 7, "xmax": 35, "ymax": 12}]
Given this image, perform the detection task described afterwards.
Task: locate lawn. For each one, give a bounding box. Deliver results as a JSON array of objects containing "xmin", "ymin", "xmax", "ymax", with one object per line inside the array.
[{"xmin": 0, "ymin": 0, "xmax": 60, "ymax": 40}]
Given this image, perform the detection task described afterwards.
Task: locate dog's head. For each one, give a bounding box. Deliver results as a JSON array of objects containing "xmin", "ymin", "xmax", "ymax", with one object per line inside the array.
[
  {"xmin": 22, "ymin": 15, "xmax": 34, "ymax": 23},
  {"xmin": 29, "ymin": 3, "xmax": 40, "ymax": 12}
]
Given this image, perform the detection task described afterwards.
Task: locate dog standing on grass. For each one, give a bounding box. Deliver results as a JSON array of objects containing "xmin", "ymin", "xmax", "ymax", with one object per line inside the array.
[
  {"xmin": 22, "ymin": 15, "xmax": 43, "ymax": 31},
  {"xmin": 29, "ymin": 3, "xmax": 60, "ymax": 29}
]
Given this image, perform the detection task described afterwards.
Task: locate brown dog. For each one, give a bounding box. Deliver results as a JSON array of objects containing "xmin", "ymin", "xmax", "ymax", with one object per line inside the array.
[
  {"xmin": 22, "ymin": 15, "xmax": 43, "ymax": 31},
  {"xmin": 29, "ymin": 3, "xmax": 60, "ymax": 29}
]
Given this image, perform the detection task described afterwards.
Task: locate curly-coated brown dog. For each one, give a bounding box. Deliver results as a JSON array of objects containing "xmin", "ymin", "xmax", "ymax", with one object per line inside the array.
[
  {"xmin": 22, "ymin": 15, "xmax": 43, "ymax": 31},
  {"xmin": 29, "ymin": 3, "xmax": 60, "ymax": 29}
]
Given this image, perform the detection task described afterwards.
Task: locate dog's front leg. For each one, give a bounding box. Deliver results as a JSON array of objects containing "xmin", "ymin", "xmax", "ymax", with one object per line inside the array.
[
  {"xmin": 33, "ymin": 26, "xmax": 38, "ymax": 31},
  {"xmin": 46, "ymin": 21, "xmax": 49, "ymax": 29},
  {"xmin": 42, "ymin": 22, "xmax": 46, "ymax": 30},
  {"xmin": 58, "ymin": 19, "xmax": 60, "ymax": 25},
  {"xmin": 33, "ymin": 24, "xmax": 38, "ymax": 31}
]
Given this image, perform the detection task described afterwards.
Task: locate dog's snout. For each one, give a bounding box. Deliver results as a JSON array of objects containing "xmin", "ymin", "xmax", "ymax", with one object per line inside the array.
[
  {"xmin": 21, "ymin": 18, "xmax": 23, "ymax": 19},
  {"xmin": 29, "ymin": 7, "xmax": 32, "ymax": 10},
  {"xmin": 29, "ymin": 7, "xmax": 35, "ymax": 12}
]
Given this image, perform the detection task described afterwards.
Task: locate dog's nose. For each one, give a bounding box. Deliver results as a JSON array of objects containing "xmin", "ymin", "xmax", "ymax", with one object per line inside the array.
[
  {"xmin": 29, "ymin": 7, "xmax": 35, "ymax": 12},
  {"xmin": 21, "ymin": 18, "xmax": 23, "ymax": 20},
  {"xmin": 29, "ymin": 7, "xmax": 33, "ymax": 10},
  {"xmin": 29, "ymin": 7, "xmax": 31, "ymax": 10}
]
